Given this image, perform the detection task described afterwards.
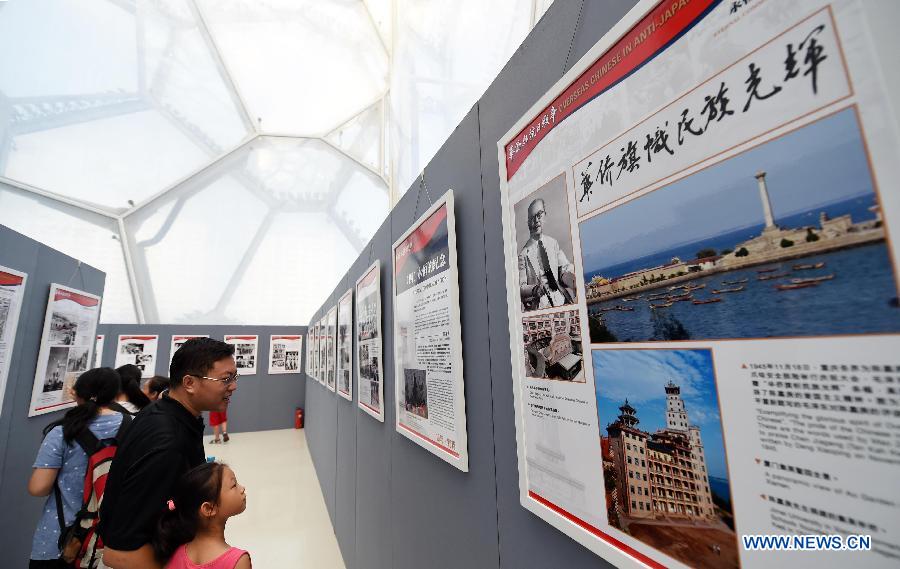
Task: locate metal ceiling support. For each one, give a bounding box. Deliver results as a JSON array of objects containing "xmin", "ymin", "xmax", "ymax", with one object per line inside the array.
[
  {"xmin": 189, "ymin": 0, "xmax": 257, "ymax": 134},
  {"xmin": 116, "ymin": 216, "xmax": 146, "ymax": 323},
  {"xmin": 321, "ymin": 93, "xmax": 387, "ymax": 140},
  {"xmin": 320, "ymin": 137, "xmax": 388, "ymax": 188},
  {"xmin": 121, "ymin": 135, "xmax": 256, "ymax": 218},
  {"xmin": 362, "ymin": 0, "xmax": 390, "ymax": 56},
  {"xmin": 0, "ymin": 176, "xmax": 119, "ymax": 218}
]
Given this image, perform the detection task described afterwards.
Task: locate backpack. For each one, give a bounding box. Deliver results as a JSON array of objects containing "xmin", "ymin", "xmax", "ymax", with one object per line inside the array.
[{"xmin": 54, "ymin": 413, "xmax": 132, "ymax": 568}]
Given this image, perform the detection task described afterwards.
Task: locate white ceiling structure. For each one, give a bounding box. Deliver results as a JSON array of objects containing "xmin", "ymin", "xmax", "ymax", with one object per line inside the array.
[{"xmin": 0, "ymin": 0, "xmax": 552, "ymax": 325}]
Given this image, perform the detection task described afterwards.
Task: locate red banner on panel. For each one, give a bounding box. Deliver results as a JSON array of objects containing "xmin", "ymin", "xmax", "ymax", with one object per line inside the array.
[{"xmin": 504, "ymin": 0, "xmax": 718, "ymax": 179}]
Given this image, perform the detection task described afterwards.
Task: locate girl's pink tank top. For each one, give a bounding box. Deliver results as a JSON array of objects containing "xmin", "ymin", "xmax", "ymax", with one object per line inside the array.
[{"xmin": 166, "ymin": 544, "xmax": 250, "ymax": 569}]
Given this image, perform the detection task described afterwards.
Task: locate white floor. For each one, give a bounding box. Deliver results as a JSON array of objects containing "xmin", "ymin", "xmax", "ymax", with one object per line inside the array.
[{"xmin": 206, "ymin": 428, "xmax": 346, "ymax": 569}]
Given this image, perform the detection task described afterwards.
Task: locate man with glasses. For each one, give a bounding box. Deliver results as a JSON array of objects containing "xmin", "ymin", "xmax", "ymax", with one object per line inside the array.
[
  {"xmin": 519, "ymin": 198, "xmax": 577, "ymax": 311},
  {"xmin": 100, "ymin": 338, "xmax": 238, "ymax": 569}
]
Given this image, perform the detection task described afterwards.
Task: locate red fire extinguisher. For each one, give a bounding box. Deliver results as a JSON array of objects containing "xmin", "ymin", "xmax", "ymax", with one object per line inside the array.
[{"xmin": 294, "ymin": 407, "xmax": 304, "ymax": 429}]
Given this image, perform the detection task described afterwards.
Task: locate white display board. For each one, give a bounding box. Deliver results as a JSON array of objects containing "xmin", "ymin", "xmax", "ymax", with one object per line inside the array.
[
  {"xmin": 316, "ymin": 318, "xmax": 325, "ymax": 384},
  {"xmin": 498, "ymin": 1, "xmax": 900, "ymax": 568},
  {"xmin": 269, "ymin": 334, "xmax": 302, "ymax": 374},
  {"xmin": 91, "ymin": 334, "xmax": 104, "ymax": 369},
  {"xmin": 29, "ymin": 284, "xmax": 102, "ymax": 417},
  {"xmin": 225, "ymin": 335, "xmax": 258, "ymax": 375},
  {"xmin": 170, "ymin": 334, "xmax": 209, "ymax": 371},
  {"xmin": 0, "ymin": 265, "xmax": 27, "ymax": 417},
  {"xmin": 305, "ymin": 326, "xmax": 313, "ymax": 377},
  {"xmin": 325, "ymin": 306, "xmax": 337, "ymax": 392},
  {"xmin": 392, "ymin": 190, "xmax": 468, "ymax": 471},
  {"xmin": 336, "ymin": 289, "xmax": 353, "ymax": 400},
  {"xmin": 356, "ymin": 260, "xmax": 384, "ymax": 422},
  {"xmin": 114, "ymin": 335, "xmax": 159, "ymax": 378}
]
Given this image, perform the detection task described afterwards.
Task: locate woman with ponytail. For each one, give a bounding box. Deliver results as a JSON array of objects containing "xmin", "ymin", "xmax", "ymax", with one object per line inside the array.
[
  {"xmin": 153, "ymin": 462, "xmax": 251, "ymax": 569},
  {"xmin": 115, "ymin": 364, "xmax": 152, "ymax": 414},
  {"xmin": 27, "ymin": 367, "xmax": 125, "ymax": 568}
]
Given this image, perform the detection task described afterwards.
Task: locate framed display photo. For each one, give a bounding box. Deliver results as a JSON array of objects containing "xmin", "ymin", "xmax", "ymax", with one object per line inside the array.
[{"xmin": 392, "ymin": 189, "xmax": 468, "ymax": 471}]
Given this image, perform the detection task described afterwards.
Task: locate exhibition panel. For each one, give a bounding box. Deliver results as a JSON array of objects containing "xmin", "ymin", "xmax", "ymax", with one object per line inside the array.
[
  {"xmin": 0, "ymin": 265, "xmax": 26, "ymax": 417},
  {"xmin": 391, "ymin": 190, "xmax": 468, "ymax": 471},
  {"xmin": 28, "ymin": 284, "xmax": 102, "ymax": 417},
  {"xmin": 0, "ymin": 225, "xmax": 106, "ymax": 566}
]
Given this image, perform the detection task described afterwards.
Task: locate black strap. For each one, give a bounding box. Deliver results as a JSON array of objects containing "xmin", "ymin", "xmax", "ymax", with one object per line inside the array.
[
  {"xmin": 107, "ymin": 401, "xmax": 135, "ymax": 416},
  {"xmin": 53, "ymin": 480, "xmax": 66, "ymax": 536}
]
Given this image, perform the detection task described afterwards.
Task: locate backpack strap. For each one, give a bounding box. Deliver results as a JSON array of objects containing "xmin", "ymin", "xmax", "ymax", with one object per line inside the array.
[
  {"xmin": 53, "ymin": 479, "xmax": 66, "ymax": 536},
  {"xmin": 107, "ymin": 402, "xmax": 135, "ymax": 416}
]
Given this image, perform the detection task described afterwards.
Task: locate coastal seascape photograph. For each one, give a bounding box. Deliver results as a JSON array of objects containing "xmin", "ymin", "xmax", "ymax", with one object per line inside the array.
[{"xmin": 579, "ymin": 108, "xmax": 899, "ymax": 343}]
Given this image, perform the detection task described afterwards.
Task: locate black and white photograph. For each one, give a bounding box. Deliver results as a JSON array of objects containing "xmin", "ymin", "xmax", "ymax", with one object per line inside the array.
[
  {"xmin": 42, "ymin": 347, "xmax": 69, "ymax": 393},
  {"xmin": 514, "ymin": 173, "xmax": 578, "ymax": 313},
  {"xmin": 66, "ymin": 346, "xmax": 90, "ymax": 373},
  {"xmin": 522, "ymin": 309, "xmax": 584, "ymax": 382},
  {"xmin": 49, "ymin": 311, "xmax": 78, "ymax": 345},
  {"xmin": 403, "ymin": 368, "xmax": 428, "ymax": 419}
]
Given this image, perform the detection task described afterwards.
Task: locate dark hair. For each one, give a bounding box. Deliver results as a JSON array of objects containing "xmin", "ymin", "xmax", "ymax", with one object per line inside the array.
[
  {"xmin": 43, "ymin": 367, "xmax": 121, "ymax": 443},
  {"xmin": 116, "ymin": 364, "xmax": 152, "ymax": 410},
  {"xmin": 145, "ymin": 375, "xmax": 170, "ymax": 396},
  {"xmin": 153, "ymin": 462, "xmax": 227, "ymax": 562},
  {"xmin": 169, "ymin": 338, "xmax": 234, "ymax": 388}
]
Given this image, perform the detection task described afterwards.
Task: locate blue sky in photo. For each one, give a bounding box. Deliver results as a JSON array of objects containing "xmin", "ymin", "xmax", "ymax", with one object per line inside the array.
[
  {"xmin": 594, "ymin": 349, "xmax": 728, "ymax": 479},
  {"xmin": 580, "ymin": 108, "xmax": 873, "ymax": 271}
]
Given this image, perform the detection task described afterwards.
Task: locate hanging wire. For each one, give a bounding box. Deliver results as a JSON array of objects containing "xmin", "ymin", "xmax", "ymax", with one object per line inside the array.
[{"xmin": 563, "ymin": 0, "xmax": 586, "ymax": 73}]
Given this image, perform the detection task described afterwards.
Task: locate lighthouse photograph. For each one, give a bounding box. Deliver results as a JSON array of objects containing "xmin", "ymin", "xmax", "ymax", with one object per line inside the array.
[{"xmin": 579, "ymin": 107, "xmax": 898, "ymax": 343}]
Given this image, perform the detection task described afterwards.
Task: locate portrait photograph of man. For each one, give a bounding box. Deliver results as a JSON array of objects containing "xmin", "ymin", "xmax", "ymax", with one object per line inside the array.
[{"xmin": 515, "ymin": 173, "xmax": 578, "ymax": 312}]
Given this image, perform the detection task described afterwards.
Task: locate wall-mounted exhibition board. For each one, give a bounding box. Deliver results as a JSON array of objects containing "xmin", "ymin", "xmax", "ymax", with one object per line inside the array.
[
  {"xmin": 225, "ymin": 335, "xmax": 259, "ymax": 375},
  {"xmin": 269, "ymin": 334, "xmax": 303, "ymax": 374},
  {"xmin": 170, "ymin": 334, "xmax": 209, "ymax": 370},
  {"xmin": 356, "ymin": 260, "xmax": 384, "ymax": 422},
  {"xmin": 114, "ymin": 334, "xmax": 159, "ymax": 378},
  {"xmin": 29, "ymin": 284, "xmax": 102, "ymax": 417},
  {"xmin": 91, "ymin": 334, "xmax": 104, "ymax": 369},
  {"xmin": 337, "ymin": 289, "xmax": 353, "ymax": 400},
  {"xmin": 392, "ymin": 189, "xmax": 468, "ymax": 472},
  {"xmin": 498, "ymin": 0, "xmax": 900, "ymax": 568},
  {"xmin": 0, "ymin": 265, "xmax": 27, "ymax": 417}
]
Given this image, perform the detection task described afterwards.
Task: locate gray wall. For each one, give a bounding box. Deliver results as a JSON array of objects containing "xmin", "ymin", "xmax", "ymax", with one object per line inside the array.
[
  {"xmin": 304, "ymin": 2, "xmax": 640, "ymax": 569},
  {"xmin": 96, "ymin": 324, "xmax": 306, "ymax": 435},
  {"xmin": 0, "ymin": 224, "xmax": 106, "ymax": 563}
]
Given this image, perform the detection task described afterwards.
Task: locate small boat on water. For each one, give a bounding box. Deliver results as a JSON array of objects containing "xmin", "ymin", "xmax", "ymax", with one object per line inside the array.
[
  {"xmin": 615, "ymin": 306, "xmax": 635, "ymax": 312},
  {"xmin": 684, "ymin": 283, "xmax": 706, "ymax": 291},
  {"xmin": 712, "ymin": 285, "xmax": 745, "ymax": 294},
  {"xmin": 776, "ymin": 282, "xmax": 819, "ymax": 291},
  {"xmin": 693, "ymin": 298, "xmax": 722, "ymax": 305},
  {"xmin": 647, "ymin": 293, "xmax": 669, "ymax": 301},
  {"xmin": 622, "ymin": 295, "xmax": 643, "ymax": 301},
  {"xmin": 667, "ymin": 293, "xmax": 693, "ymax": 302},
  {"xmin": 758, "ymin": 272, "xmax": 790, "ymax": 281},
  {"xmin": 790, "ymin": 274, "xmax": 834, "ymax": 284},
  {"xmin": 793, "ymin": 262, "xmax": 825, "ymax": 270},
  {"xmin": 757, "ymin": 267, "xmax": 779, "ymax": 273},
  {"xmin": 722, "ymin": 278, "xmax": 749, "ymax": 285},
  {"xmin": 651, "ymin": 302, "xmax": 674, "ymax": 309}
]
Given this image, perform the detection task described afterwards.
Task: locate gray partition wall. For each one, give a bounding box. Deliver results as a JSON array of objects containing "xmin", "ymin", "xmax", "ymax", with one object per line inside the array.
[
  {"xmin": 96, "ymin": 324, "xmax": 306, "ymax": 435},
  {"xmin": 304, "ymin": 2, "xmax": 640, "ymax": 569},
  {"xmin": 0, "ymin": 225, "xmax": 107, "ymax": 564}
]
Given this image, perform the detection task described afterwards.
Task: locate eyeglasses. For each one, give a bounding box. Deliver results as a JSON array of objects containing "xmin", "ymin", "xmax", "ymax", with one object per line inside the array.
[{"xmin": 190, "ymin": 372, "xmax": 240, "ymax": 385}]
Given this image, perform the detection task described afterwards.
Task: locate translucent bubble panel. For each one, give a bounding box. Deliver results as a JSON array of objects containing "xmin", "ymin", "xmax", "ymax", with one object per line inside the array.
[{"xmin": 198, "ymin": 0, "xmax": 389, "ymax": 135}]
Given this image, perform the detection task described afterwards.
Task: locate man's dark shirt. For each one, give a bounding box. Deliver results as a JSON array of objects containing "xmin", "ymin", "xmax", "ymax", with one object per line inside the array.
[{"xmin": 98, "ymin": 393, "xmax": 205, "ymax": 551}]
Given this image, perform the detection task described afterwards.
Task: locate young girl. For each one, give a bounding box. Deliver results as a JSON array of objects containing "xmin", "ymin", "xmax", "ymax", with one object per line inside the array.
[
  {"xmin": 153, "ymin": 462, "xmax": 251, "ymax": 569},
  {"xmin": 114, "ymin": 364, "xmax": 152, "ymax": 414},
  {"xmin": 28, "ymin": 367, "xmax": 125, "ymax": 568}
]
